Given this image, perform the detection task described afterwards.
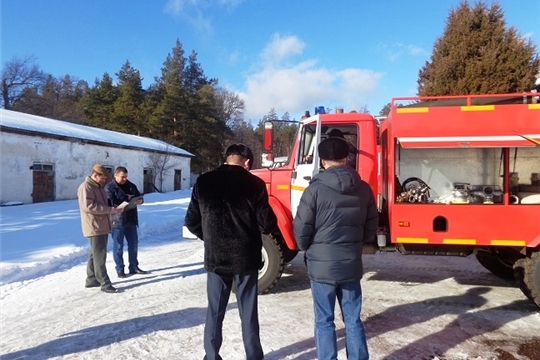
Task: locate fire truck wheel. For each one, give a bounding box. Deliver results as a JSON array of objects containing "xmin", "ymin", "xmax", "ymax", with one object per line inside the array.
[
  {"xmin": 476, "ymin": 252, "xmax": 516, "ymax": 280},
  {"xmin": 258, "ymin": 234, "xmax": 285, "ymax": 294},
  {"xmin": 281, "ymin": 244, "xmax": 299, "ymax": 263},
  {"xmin": 272, "ymin": 231, "xmax": 298, "ymax": 263},
  {"xmin": 514, "ymin": 252, "xmax": 540, "ymax": 307}
]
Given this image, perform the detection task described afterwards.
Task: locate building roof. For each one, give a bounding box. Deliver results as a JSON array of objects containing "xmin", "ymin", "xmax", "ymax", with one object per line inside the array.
[{"xmin": 0, "ymin": 109, "xmax": 194, "ymax": 157}]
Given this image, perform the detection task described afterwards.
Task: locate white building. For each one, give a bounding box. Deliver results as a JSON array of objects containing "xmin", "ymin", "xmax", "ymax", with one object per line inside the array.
[{"xmin": 0, "ymin": 109, "xmax": 194, "ymax": 205}]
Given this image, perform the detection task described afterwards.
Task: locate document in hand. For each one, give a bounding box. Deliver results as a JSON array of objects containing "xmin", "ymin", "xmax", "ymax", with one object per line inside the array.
[{"xmin": 116, "ymin": 195, "xmax": 143, "ymax": 211}]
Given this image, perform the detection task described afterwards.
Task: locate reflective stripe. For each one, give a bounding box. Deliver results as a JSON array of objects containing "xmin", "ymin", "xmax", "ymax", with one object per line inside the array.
[
  {"xmin": 396, "ymin": 237, "xmax": 429, "ymax": 243},
  {"xmin": 443, "ymin": 239, "xmax": 476, "ymax": 245},
  {"xmin": 491, "ymin": 240, "xmax": 526, "ymax": 246},
  {"xmin": 396, "ymin": 107, "xmax": 429, "ymax": 114},
  {"xmin": 461, "ymin": 105, "xmax": 494, "ymax": 111}
]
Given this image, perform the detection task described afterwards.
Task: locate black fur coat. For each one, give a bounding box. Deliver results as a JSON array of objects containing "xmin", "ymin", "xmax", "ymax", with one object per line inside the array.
[{"xmin": 184, "ymin": 165, "xmax": 277, "ymax": 275}]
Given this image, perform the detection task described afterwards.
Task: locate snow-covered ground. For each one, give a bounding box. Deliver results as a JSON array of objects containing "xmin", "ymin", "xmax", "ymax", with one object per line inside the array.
[{"xmin": 1, "ymin": 190, "xmax": 539, "ymax": 360}]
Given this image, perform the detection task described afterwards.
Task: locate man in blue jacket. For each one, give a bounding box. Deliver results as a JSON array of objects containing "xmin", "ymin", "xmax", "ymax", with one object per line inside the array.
[
  {"xmin": 293, "ymin": 137, "xmax": 378, "ymax": 360},
  {"xmin": 105, "ymin": 166, "xmax": 146, "ymax": 278},
  {"xmin": 184, "ymin": 143, "xmax": 277, "ymax": 360}
]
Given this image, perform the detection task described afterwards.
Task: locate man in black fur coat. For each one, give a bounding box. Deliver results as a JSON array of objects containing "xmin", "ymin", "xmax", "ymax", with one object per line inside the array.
[{"xmin": 184, "ymin": 143, "xmax": 277, "ymax": 360}]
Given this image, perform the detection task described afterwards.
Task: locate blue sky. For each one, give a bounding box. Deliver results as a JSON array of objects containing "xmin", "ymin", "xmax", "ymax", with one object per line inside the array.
[{"xmin": 2, "ymin": 0, "xmax": 539, "ymax": 122}]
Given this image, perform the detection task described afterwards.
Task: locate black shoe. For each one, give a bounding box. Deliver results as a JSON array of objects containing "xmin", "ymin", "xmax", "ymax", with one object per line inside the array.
[
  {"xmin": 101, "ymin": 285, "xmax": 118, "ymax": 293},
  {"xmin": 129, "ymin": 267, "xmax": 148, "ymax": 275},
  {"xmin": 85, "ymin": 283, "xmax": 100, "ymax": 288},
  {"xmin": 117, "ymin": 271, "xmax": 126, "ymax": 278}
]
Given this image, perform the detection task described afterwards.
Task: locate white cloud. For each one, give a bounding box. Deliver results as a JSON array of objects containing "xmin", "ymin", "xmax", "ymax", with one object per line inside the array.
[
  {"xmin": 239, "ymin": 34, "xmax": 383, "ymax": 121},
  {"xmin": 164, "ymin": 0, "xmax": 198, "ymax": 16},
  {"xmin": 164, "ymin": 0, "xmax": 241, "ymax": 36},
  {"xmin": 218, "ymin": 0, "xmax": 246, "ymax": 8},
  {"xmin": 228, "ymin": 49, "xmax": 241, "ymax": 66},
  {"xmin": 377, "ymin": 42, "xmax": 429, "ymax": 63},
  {"xmin": 164, "ymin": 0, "xmax": 212, "ymax": 36},
  {"xmin": 523, "ymin": 31, "xmax": 534, "ymax": 40},
  {"xmin": 260, "ymin": 34, "xmax": 306, "ymax": 66}
]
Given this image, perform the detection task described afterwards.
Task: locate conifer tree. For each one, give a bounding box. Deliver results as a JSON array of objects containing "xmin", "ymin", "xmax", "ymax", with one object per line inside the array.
[
  {"xmin": 112, "ymin": 60, "xmax": 145, "ymax": 135},
  {"xmin": 418, "ymin": 1, "xmax": 539, "ymax": 95},
  {"xmin": 183, "ymin": 50, "xmax": 210, "ymax": 94},
  {"xmin": 150, "ymin": 39, "xmax": 189, "ymax": 143},
  {"xmin": 12, "ymin": 74, "xmax": 87, "ymax": 123},
  {"xmin": 84, "ymin": 73, "xmax": 118, "ymax": 129}
]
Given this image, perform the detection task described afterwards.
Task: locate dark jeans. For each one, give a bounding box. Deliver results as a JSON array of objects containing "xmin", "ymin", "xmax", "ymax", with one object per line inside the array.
[
  {"xmin": 310, "ymin": 280, "xmax": 369, "ymax": 360},
  {"xmin": 111, "ymin": 224, "xmax": 139, "ymax": 273},
  {"xmin": 86, "ymin": 234, "xmax": 111, "ymax": 289},
  {"xmin": 204, "ymin": 270, "xmax": 263, "ymax": 360}
]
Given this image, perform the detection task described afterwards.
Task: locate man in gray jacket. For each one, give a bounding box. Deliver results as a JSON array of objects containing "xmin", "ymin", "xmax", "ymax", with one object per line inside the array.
[
  {"xmin": 293, "ymin": 137, "xmax": 378, "ymax": 360},
  {"xmin": 77, "ymin": 164, "xmax": 123, "ymax": 293}
]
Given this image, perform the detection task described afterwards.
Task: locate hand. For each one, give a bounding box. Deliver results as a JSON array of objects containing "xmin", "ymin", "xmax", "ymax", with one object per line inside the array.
[
  {"xmin": 136, "ymin": 198, "xmax": 143, "ymax": 204},
  {"xmin": 112, "ymin": 207, "xmax": 124, "ymax": 214}
]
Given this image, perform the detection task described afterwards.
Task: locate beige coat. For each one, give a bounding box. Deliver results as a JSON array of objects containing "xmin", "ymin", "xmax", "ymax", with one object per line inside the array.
[{"xmin": 77, "ymin": 176, "xmax": 112, "ymax": 237}]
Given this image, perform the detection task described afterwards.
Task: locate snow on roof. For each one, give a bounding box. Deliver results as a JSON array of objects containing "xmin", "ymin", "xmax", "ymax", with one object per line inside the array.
[{"xmin": 0, "ymin": 109, "xmax": 194, "ymax": 157}]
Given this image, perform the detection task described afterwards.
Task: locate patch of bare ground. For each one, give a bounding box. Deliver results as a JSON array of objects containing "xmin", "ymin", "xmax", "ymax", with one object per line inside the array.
[{"xmin": 484, "ymin": 338, "xmax": 540, "ymax": 360}]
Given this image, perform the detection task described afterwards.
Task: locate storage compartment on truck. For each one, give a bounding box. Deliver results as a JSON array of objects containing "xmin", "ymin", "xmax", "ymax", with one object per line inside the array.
[{"xmin": 394, "ymin": 146, "xmax": 540, "ymax": 205}]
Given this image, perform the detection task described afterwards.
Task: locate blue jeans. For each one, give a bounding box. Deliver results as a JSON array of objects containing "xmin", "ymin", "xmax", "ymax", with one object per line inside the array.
[
  {"xmin": 111, "ymin": 224, "xmax": 139, "ymax": 273},
  {"xmin": 310, "ymin": 280, "xmax": 369, "ymax": 360}
]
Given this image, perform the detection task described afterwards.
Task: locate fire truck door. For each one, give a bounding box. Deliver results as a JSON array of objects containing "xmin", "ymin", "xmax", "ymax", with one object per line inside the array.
[{"xmin": 290, "ymin": 115, "xmax": 322, "ymax": 217}]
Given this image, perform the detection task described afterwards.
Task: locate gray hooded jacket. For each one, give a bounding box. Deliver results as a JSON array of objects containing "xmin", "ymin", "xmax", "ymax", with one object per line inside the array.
[{"xmin": 293, "ymin": 165, "xmax": 378, "ymax": 285}]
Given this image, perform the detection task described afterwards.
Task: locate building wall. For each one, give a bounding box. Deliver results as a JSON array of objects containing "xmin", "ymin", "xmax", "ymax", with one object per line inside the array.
[{"xmin": 0, "ymin": 131, "xmax": 191, "ymax": 204}]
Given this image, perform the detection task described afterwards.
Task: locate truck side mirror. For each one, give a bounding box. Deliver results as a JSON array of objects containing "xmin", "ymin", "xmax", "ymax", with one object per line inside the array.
[
  {"xmin": 261, "ymin": 153, "xmax": 274, "ymax": 168},
  {"xmin": 263, "ymin": 121, "xmax": 273, "ymax": 152}
]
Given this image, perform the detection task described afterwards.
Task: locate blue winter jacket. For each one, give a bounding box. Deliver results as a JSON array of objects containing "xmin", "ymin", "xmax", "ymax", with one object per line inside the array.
[
  {"xmin": 105, "ymin": 179, "xmax": 143, "ymax": 228},
  {"xmin": 293, "ymin": 165, "xmax": 378, "ymax": 285}
]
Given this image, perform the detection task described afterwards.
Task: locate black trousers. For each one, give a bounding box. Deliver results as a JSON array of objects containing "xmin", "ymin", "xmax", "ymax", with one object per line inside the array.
[{"xmin": 204, "ymin": 270, "xmax": 263, "ymax": 360}]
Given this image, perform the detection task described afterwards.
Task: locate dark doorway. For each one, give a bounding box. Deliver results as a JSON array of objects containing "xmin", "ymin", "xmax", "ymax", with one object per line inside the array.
[
  {"xmin": 32, "ymin": 163, "xmax": 55, "ymax": 203},
  {"xmin": 143, "ymin": 168, "xmax": 154, "ymax": 193},
  {"xmin": 174, "ymin": 170, "xmax": 181, "ymax": 190}
]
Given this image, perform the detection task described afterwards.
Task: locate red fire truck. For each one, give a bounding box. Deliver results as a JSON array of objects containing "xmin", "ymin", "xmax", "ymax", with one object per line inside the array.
[{"xmin": 252, "ymin": 93, "xmax": 540, "ymax": 307}]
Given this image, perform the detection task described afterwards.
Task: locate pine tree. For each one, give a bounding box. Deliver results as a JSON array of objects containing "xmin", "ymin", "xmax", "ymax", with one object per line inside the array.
[
  {"xmin": 150, "ymin": 39, "xmax": 189, "ymax": 143},
  {"xmin": 183, "ymin": 50, "xmax": 210, "ymax": 94},
  {"xmin": 418, "ymin": 1, "xmax": 539, "ymax": 96},
  {"xmin": 12, "ymin": 74, "xmax": 88, "ymax": 123},
  {"xmin": 112, "ymin": 61, "xmax": 145, "ymax": 135},
  {"xmin": 84, "ymin": 73, "xmax": 118, "ymax": 129}
]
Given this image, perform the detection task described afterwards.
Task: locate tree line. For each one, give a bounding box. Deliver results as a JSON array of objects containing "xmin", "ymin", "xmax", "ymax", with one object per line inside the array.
[
  {"xmin": 2, "ymin": 2, "xmax": 538, "ymax": 172},
  {"xmin": 1, "ymin": 39, "xmax": 297, "ymax": 173}
]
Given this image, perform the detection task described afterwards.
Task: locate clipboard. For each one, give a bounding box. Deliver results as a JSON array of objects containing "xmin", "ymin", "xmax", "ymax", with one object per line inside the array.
[{"xmin": 117, "ymin": 195, "xmax": 143, "ymax": 211}]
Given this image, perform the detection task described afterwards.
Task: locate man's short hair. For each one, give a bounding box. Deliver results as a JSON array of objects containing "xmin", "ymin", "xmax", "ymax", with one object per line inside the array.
[
  {"xmin": 225, "ymin": 143, "xmax": 254, "ymax": 170},
  {"xmin": 115, "ymin": 166, "xmax": 128, "ymax": 174}
]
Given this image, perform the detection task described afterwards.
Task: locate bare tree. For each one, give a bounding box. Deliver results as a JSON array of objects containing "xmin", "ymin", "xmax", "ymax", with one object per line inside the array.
[
  {"xmin": 147, "ymin": 144, "xmax": 179, "ymax": 192},
  {"xmin": 214, "ymin": 87, "xmax": 245, "ymax": 128},
  {"xmin": 1, "ymin": 55, "xmax": 45, "ymax": 109}
]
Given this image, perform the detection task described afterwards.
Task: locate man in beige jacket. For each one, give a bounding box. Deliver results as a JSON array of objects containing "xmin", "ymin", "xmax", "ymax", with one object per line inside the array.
[{"xmin": 77, "ymin": 164, "xmax": 123, "ymax": 293}]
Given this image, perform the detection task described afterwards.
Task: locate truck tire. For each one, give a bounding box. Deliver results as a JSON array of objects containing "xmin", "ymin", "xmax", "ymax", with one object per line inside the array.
[
  {"xmin": 514, "ymin": 251, "xmax": 540, "ymax": 307},
  {"xmin": 282, "ymin": 247, "xmax": 299, "ymax": 263},
  {"xmin": 258, "ymin": 234, "xmax": 285, "ymax": 294},
  {"xmin": 476, "ymin": 251, "xmax": 517, "ymax": 280},
  {"xmin": 272, "ymin": 230, "xmax": 298, "ymax": 263}
]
